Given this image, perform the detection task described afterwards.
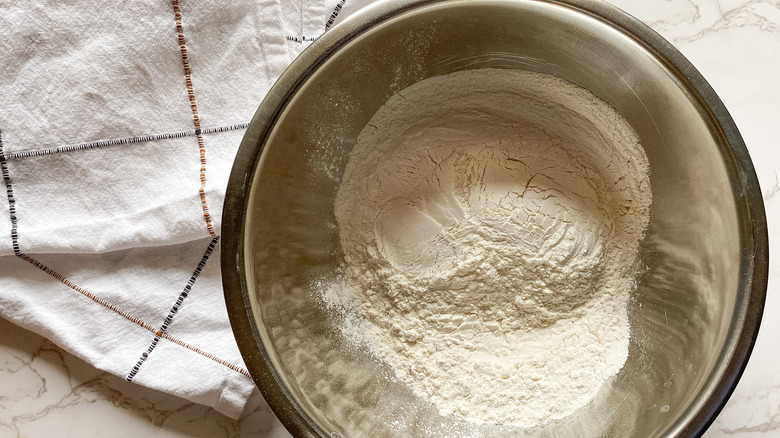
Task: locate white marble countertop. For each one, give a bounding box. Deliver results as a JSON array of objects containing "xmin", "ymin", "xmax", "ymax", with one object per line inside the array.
[{"xmin": 1, "ymin": 0, "xmax": 778, "ymax": 436}]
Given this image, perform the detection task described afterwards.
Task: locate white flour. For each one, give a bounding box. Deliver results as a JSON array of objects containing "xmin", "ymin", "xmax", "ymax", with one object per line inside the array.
[{"xmin": 325, "ymin": 68, "xmax": 651, "ymax": 427}]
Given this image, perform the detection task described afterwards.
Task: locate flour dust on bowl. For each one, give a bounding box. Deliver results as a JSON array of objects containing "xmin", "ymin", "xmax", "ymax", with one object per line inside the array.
[{"xmin": 221, "ymin": 1, "xmax": 768, "ymax": 437}]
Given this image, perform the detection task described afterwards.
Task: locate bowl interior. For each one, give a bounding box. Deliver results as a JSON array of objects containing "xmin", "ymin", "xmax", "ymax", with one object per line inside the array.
[{"xmin": 234, "ymin": 1, "xmax": 761, "ymax": 436}]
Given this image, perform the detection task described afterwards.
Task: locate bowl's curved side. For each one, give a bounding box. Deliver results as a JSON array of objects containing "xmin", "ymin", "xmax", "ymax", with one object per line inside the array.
[
  {"xmin": 221, "ymin": 82, "xmax": 329, "ymax": 437},
  {"xmin": 569, "ymin": 2, "xmax": 768, "ymax": 435}
]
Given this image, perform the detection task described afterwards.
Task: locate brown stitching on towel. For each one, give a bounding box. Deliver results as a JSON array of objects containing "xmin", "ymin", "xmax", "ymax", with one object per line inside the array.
[
  {"xmin": 5, "ymin": 123, "xmax": 249, "ymax": 160},
  {"xmin": 127, "ymin": 236, "xmax": 221, "ymax": 381},
  {"xmin": 171, "ymin": 0, "xmax": 216, "ymax": 237},
  {"xmin": 17, "ymin": 253, "xmax": 250, "ymax": 378},
  {"xmin": 2, "ymin": 137, "xmax": 249, "ymax": 379},
  {"xmin": 18, "ymin": 254, "xmax": 159, "ymax": 332},
  {"xmin": 161, "ymin": 332, "xmax": 251, "ymax": 377}
]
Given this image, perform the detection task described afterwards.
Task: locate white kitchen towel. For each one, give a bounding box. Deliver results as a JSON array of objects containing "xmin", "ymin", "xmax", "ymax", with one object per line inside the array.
[{"xmin": 0, "ymin": 0, "xmax": 371, "ymax": 419}]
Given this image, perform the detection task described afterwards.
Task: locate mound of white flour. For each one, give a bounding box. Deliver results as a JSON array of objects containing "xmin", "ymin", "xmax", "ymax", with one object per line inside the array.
[{"xmin": 325, "ymin": 68, "xmax": 651, "ymax": 427}]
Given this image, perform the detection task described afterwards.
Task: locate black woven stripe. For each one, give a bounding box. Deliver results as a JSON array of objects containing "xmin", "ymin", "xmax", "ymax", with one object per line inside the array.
[
  {"xmin": 5, "ymin": 123, "xmax": 249, "ymax": 160},
  {"xmin": 126, "ymin": 336, "xmax": 160, "ymax": 381},
  {"xmin": 126, "ymin": 236, "xmax": 220, "ymax": 381},
  {"xmin": 325, "ymin": 0, "xmax": 347, "ymax": 30},
  {"xmin": 286, "ymin": 35, "xmax": 319, "ymax": 42},
  {"xmin": 0, "ymin": 131, "xmax": 21, "ymax": 256}
]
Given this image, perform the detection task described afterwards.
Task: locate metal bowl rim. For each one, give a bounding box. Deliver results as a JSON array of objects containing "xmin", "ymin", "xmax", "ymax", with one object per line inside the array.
[{"xmin": 220, "ymin": 1, "xmax": 769, "ymax": 437}]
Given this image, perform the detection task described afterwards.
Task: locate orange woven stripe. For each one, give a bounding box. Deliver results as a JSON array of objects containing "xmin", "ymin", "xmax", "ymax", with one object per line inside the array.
[
  {"xmin": 18, "ymin": 254, "xmax": 249, "ymax": 377},
  {"xmin": 162, "ymin": 333, "xmax": 251, "ymax": 377},
  {"xmin": 19, "ymin": 254, "xmax": 158, "ymax": 332},
  {"xmin": 172, "ymin": 0, "xmax": 215, "ymax": 237}
]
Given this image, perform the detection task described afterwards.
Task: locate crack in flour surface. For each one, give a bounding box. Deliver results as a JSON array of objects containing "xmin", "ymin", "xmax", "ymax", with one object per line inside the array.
[{"xmin": 323, "ymin": 68, "xmax": 651, "ymax": 428}]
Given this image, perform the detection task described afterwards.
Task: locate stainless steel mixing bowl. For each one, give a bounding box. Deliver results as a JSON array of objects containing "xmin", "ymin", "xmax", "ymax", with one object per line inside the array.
[{"xmin": 221, "ymin": 1, "xmax": 768, "ymax": 436}]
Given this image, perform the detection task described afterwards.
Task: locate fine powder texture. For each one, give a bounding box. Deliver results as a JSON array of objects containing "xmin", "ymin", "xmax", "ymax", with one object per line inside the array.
[{"xmin": 326, "ymin": 68, "xmax": 652, "ymax": 428}]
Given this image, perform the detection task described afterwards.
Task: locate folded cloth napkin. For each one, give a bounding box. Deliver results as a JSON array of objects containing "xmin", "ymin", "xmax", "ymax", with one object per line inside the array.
[{"xmin": 0, "ymin": 0, "xmax": 372, "ymax": 419}]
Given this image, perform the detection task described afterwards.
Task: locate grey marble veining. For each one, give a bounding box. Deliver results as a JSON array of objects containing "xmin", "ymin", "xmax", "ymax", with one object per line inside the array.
[{"xmin": 0, "ymin": 317, "xmax": 289, "ymax": 437}]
